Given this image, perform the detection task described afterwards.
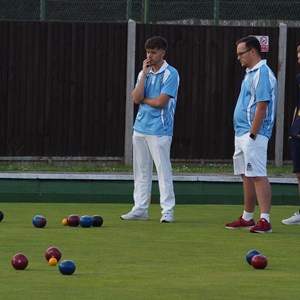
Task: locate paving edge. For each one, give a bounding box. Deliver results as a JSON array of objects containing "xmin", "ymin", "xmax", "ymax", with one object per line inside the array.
[{"xmin": 0, "ymin": 172, "xmax": 297, "ymax": 184}]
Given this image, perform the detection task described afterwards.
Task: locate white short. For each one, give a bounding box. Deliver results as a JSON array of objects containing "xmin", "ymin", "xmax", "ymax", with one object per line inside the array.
[{"xmin": 233, "ymin": 133, "xmax": 269, "ymax": 177}]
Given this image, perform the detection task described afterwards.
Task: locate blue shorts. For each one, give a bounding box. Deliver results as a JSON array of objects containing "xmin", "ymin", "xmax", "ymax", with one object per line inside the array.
[{"xmin": 289, "ymin": 137, "xmax": 300, "ymax": 173}]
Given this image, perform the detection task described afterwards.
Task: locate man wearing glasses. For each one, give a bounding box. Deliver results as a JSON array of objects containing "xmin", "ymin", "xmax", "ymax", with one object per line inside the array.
[{"xmin": 225, "ymin": 36, "xmax": 277, "ymax": 233}]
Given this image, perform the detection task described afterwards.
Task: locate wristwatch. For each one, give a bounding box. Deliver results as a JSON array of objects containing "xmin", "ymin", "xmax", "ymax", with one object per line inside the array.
[{"xmin": 249, "ymin": 133, "xmax": 256, "ymax": 140}]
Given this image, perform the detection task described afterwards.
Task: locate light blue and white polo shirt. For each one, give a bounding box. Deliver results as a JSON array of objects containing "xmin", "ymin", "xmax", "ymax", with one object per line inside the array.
[
  {"xmin": 234, "ymin": 59, "xmax": 277, "ymax": 139},
  {"xmin": 133, "ymin": 61, "xmax": 180, "ymax": 136}
]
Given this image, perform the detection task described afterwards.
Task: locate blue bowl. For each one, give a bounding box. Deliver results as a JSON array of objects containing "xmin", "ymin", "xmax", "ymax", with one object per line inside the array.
[{"xmin": 59, "ymin": 260, "xmax": 76, "ymax": 275}]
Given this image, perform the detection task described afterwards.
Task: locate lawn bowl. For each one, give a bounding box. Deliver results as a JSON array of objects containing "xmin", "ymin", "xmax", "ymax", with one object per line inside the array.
[
  {"xmin": 11, "ymin": 253, "xmax": 29, "ymax": 270},
  {"xmin": 45, "ymin": 246, "xmax": 62, "ymax": 262},
  {"xmin": 79, "ymin": 215, "xmax": 93, "ymax": 228},
  {"xmin": 246, "ymin": 249, "xmax": 261, "ymax": 265},
  {"xmin": 32, "ymin": 215, "xmax": 47, "ymax": 228},
  {"xmin": 0, "ymin": 210, "xmax": 4, "ymax": 222},
  {"xmin": 92, "ymin": 215, "xmax": 103, "ymax": 227},
  {"xmin": 67, "ymin": 214, "xmax": 80, "ymax": 227},
  {"xmin": 59, "ymin": 260, "xmax": 76, "ymax": 275},
  {"xmin": 251, "ymin": 254, "xmax": 268, "ymax": 269}
]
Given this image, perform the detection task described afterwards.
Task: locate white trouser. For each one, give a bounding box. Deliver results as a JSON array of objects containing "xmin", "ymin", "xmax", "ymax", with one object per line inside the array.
[{"xmin": 132, "ymin": 131, "xmax": 175, "ymax": 215}]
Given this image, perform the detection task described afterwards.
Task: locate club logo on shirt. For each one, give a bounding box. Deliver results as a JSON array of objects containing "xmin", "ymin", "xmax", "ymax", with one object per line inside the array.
[{"xmin": 246, "ymin": 163, "xmax": 253, "ymax": 172}]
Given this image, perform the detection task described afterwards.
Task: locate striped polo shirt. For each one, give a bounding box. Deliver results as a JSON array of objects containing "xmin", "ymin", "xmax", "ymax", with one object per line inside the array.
[
  {"xmin": 234, "ymin": 59, "xmax": 277, "ymax": 139},
  {"xmin": 133, "ymin": 61, "xmax": 180, "ymax": 136}
]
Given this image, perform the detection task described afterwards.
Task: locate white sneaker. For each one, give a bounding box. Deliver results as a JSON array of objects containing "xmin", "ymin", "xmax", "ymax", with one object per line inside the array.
[
  {"xmin": 120, "ymin": 211, "xmax": 148, "ymax": 221},
  {"xmin": 160, "ymin": 212, "xmax": 174, "ymax": 223},
  {"xmin": 282, "ymin": 212, "xmax": 300, "ymax": 225}
]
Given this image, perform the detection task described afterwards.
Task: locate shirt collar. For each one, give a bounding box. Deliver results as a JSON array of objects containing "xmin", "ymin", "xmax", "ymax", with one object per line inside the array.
[
  {"xmin": 246, "ymin": 59, "xmax": 266, "ymax": 73},
  {"xmin": 150, "ymin": 60, "xmax": 169, "ymax": 74}
]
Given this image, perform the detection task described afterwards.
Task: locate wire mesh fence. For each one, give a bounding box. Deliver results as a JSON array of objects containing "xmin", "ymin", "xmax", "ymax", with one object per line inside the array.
[{"xmin": 0, "ymin": 0, "xmax": 300, "ymax": 26}]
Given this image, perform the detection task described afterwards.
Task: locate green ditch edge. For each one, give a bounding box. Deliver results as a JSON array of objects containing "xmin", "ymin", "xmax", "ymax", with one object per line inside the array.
[{"xmin": 0, "ymin": 180, "xmax": 298, "ymax": 205}]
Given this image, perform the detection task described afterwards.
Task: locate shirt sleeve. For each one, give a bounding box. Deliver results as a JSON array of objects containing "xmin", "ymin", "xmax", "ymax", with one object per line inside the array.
[
  {"xmin": 161, "ymin": 69, "xmax": 179, "ymax": 99},
  {"xmin": 255, "ymin": 68, "xmax": 272, "ymax": 103}
]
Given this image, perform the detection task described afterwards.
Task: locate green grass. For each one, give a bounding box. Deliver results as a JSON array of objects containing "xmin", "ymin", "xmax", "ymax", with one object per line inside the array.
[
  {"xmin": 0, "ymin": 163, "xmax": 293, "ymax": 176},
  {"xmin": 1, "ymin": 203, "xmax": 300, "ymax": 299}
]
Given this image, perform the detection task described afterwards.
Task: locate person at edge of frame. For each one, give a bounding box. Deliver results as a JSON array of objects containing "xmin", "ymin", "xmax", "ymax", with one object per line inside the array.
[
  {"xmin": 282, "ymin": 45, "xmax": 300, "ymax": 225},
  {"xmin": 120, "ymin": 36, "xmax": 180, "ymax": 223},
  {"xmin": 225, "ymin": 36, "xmax": 278, "ymax": 233}
]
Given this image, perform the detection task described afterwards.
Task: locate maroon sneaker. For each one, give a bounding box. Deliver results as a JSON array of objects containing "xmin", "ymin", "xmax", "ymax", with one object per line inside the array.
[
  {"xmin": 225, "ymin": 216, "xmax": 255, "ymax": 230},
  {"xmin": 250, "ymin": 218, "xmax": 272, "ymax": 233}
]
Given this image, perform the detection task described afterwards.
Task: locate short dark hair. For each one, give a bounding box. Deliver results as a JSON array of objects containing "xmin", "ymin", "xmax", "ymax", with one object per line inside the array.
[
  {"xmin": 236, "ymin": 36, "xmax": 261, "ymax": 56},
  {"xmin": 144, "ymin": 36, "xmax": 168, "ymax": 51}
]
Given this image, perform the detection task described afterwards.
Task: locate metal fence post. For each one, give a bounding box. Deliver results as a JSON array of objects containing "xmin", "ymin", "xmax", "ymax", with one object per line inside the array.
[
  {"xmin": 143, "ymin": 0, "xmax": 149, "ymax": 23},
  {"xmin": 213, "ymin": 0, "xmax": 220, "ymax": 25},
  {"xmin": 275, "ymin": 23, "xmax": 287, "ymax": 167},
  {"xmin": 124, "ymin": 19, "xmax": 136, "ymax": 165},
  {"xmin": 126, "ymin": 0, "xmax": 132, "ymax": 20},
  {"xmin": 40, "ymin": 0, "xmax": 46, "ymax": 20}
]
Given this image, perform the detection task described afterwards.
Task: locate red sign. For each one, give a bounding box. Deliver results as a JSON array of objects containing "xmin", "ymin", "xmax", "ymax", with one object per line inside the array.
[{"xmin": 252, "ymin": 35, "xmax": 269, "ymax": 52}]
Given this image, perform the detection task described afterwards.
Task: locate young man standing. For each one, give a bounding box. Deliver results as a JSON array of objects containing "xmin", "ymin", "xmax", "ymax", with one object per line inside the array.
[
  {"xmin": 121, "ymin": 36, "xmax": 180, "ymax": 223},
  {"xmin": 225, "ymin": 36, "xmax": 277, "ymax": 233},
  {"xmin": 282, "ymin": 45, "xmax": 300, "ymax": 225}
]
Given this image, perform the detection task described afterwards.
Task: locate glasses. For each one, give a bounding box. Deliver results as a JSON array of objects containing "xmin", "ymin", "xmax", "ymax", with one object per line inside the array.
[{"xmin": 237, "ymin": 48, "xmax": 252, "ymax": 58}]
